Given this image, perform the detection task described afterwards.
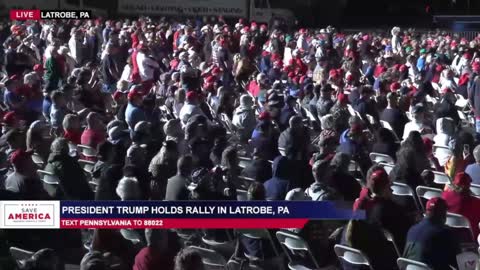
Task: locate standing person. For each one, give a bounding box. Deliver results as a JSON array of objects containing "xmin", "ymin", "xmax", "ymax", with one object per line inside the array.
[
  {"xmin": 101, "ymin": 43, "xmax": 120, "ymax": 94},
  {"xmin": 316, "ymin": 84, "xmax": 335, "ymax": 118},
  {"xmin": 45, "ymin": 138, "xmax": 94, "ymax": 200},
  {"xmin": 81, "ymin": 112, "xmax": 107, "ymax": 150},
  {"xmin": 179, "ymin": 92, "xmax": 206, "ymax": 126},
  {"xmin": 68, "ymin": 29, "xmax": 84, "ymax": 66},
  {"xmin": 125, "ymin": 90, "xmax": 146, "ymax": 132},
  {"xmin": 264, "ymin": 156, "xmax": 291, "ymax": 200},
  {"xmin": 44, "ymin": 44, "xmax": 64, "ymax": 92},
  {"xmin": 232, "ymin": 94, "xmax": 257, "ymax": 143},
  {"xmin": 165, "ymin": 156, "xmax": 193, "ymax": 201},
  {"xmin": 380, "ymin": 92, "xmax": 409, "ymax": 138},
  {"xmin": 49, "ymin": 91, "xmax": 71, "ymax": 134},
  {"xmin": 136, "ymin": 44, "xmax": 159, "ymax": 91},
  {"xmin": 403, "ymin": 198, "xmax": 460, "ymax": 270}
]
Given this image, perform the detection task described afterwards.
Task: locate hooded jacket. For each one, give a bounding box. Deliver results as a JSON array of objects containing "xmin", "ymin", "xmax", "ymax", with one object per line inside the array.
[
  {"xmin": 232, "ymin": 105, "xmax": 256, "ymax": 141},
  {"xmin": 264, "ymin": 156, "xmax": 291, "ymax": 200}
]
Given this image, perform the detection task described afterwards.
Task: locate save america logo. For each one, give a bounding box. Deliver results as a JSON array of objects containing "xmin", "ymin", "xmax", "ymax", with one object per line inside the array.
[{"xmin": 0, "ymin": 201, "xmax": 60, "ymax": 228}]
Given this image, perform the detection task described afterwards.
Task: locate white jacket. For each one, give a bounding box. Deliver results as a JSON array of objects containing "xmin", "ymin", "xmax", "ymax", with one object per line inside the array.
[{"xmin": 137, "ymin": 52, "xmax": 159, "ymax": 81}]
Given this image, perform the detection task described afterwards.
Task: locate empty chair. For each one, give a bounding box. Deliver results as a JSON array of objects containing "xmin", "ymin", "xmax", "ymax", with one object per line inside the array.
[
  {"xmin": 77, "ymin": 144, "xmax": 97, "ymax": 159},
  {"xmin": 415, "ymin": 186, "xmax": 442, "ymax": 212},
  {"xmin": 433, "ymin": 171, "xmax": 451, "ymax": 185},
  {"xmin": 31, "ymin": 153, "xmax": 45, "ymax": 168},
  {"xmin": 334, "ymin": 244, "xmax": 373, "ymax": 270},
  {"xmin": 188, "ymin": 246, "xmax": 226, "ymax": 270},
  {"xmin": 470, "ymin": 183, "xmax": 480, "ymax": 197},
  {"xmin": 397, "ymin": 258, "xmax": 432, "ymax": 270},
  {"xmin": 37, "ymin": 170, "xmax": 60, "ymax": 198},
  {"xmin": 391, "ymin": 182, "xmax": 420, "ymax": 213},
  {"xmin": 369, "ymin": 152, "xmax": 395, "ymax": 165},
  {"xmin": 276, "ymin": 230, "xmax": 321, "ymax": 270}
]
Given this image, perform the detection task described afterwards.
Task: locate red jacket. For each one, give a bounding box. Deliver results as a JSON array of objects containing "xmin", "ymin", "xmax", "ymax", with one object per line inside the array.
[{"xmin": 442, "ymin": 189, "xmax": 480, "ymax": 238}]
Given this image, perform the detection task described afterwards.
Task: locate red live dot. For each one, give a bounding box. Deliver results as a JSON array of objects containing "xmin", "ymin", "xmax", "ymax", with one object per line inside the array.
[{"xmin": 10, "ymin": 10, "xmax": 41, "ymax": 20}]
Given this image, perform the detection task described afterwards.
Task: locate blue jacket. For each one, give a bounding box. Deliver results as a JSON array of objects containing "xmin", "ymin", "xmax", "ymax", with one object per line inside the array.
[
  {"xmin": 264, "ymin": 156, "xmax": 290, "ymax": 200},
  {"xmin": 125, "ymin": 102, "xmax": 146, "ymax": 130}
]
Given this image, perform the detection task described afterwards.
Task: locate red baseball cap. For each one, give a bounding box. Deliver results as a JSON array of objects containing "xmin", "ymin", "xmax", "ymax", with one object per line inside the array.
[
  {"xmin": 337, "ymin": 93, "xmax": 348, "ymax": 104},
  {"xmin": 258, "ymin": 111, "xmax": 271, "ymax": 121},
  {"xmin": 390, "ymin": 82, "xmax": 401, "ymax": 91},
  {"xmin": 33, "ymin": 64, "xmax": 44, "ymax": 71},
  {"xmin": 9, "ymin": 149, "xmax": 33, "ymax": 167},
  {"xmin": 367, "ymin": 168, "xmax": 390, "ymax": 192},
  {"xmin": 127, "ymin": 90, "xmax": 142, "ymax": 100},
  {"xmin": 426, "ymin": 197, "xmax": 447, "ymax": 213},
  {"xmin": 186, "ymin": 91, "xmax": 198, "ymax": 102},
  {"xmin": 3, "ymin": 111, "xmax": 17, "ymax": 126}
]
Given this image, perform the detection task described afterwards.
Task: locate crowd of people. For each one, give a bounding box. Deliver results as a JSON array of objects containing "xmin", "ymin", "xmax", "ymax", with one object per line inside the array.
[{"xmin": 0, "ymin": 15, "xmax": 480, "ymax": 270}]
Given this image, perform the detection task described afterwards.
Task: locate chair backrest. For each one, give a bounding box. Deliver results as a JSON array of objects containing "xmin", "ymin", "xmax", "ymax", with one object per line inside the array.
[
  {"xmin": 236, "ymin": 189, "xmax": 248, "ymax": 201},
  {"xmin": 238, "ymin": 157, "xmax": 251, "ymax": 169},
  {"xmin": 77, "ymin": 144, "xmax": 97, "ymax": 158},
  {"xmin": 369, "ymin": 152, "xmax": 395, "ymax": 165},
  {"xmin": 415, "ymin": 186, "xmax": 442, "ymax": 212},
  {"xmin": 470, "ymin": 183, "xmax": 480, "ymax": 197},
  {"xmin": 397, "ymin": 258, "xmax": 432, "ymax": 270},
  {"xmin": 9, "ymin": 247, "xmax": 34, "ymax": 267},
  {"xmin": 188, "ymin": 246, "xmax": 227, "ymax": 267},
  {"xmin": 31, "ymin": 153, "xmax": 45, "ymax": 168},
  {"xmin": 446, "ymin": 212, "xmax": 472, "ymax": 229},
  {"xmin": 380, "ymin": 162, "xmax": 394, "ymax": 175},
  {"xmin": 365, "ymin": 114, "xmax": 376, "ymax": 124},
  {"xmin": 391, "ymin": 182, "xmax": 420, "ymax": 213},
  {"xmin": 37, "ymin": 170, "xmax": 60, "ymax": 184},
  {"xmin": 276, "ymin": 230, "xmax": 320, "ymax": 269},
  {"xmin": 433, "ymin": 171, "xmax": 451, "ymax": 185},
  {"xmin": 347, "ymin": 104, "xmax": 356, "ymax": 116},
  {"xmin": 334, "ymin": 244, "xmax": 373, "ymax": 269},
  {"xmin": 391, "ymin": 182, "xmax": 414, "ymax": 197},
  {"xmin": 78, "ymin": 159, "xmax": 96, "ymax": 174},
  {"xmin": 383, "ymin": 230, "xmax": 401, "ymax": 258}
]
